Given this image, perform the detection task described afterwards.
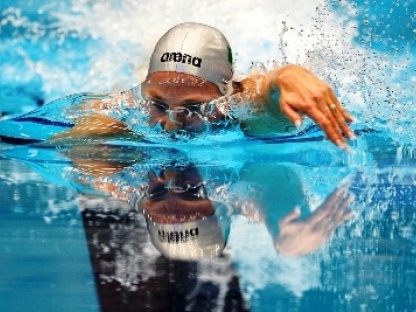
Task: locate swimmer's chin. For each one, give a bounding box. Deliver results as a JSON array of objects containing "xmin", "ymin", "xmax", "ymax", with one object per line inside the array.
[
  {"xmin": 151, "ymin": 119, "xmax": 235, "ymax": 137},
  {"xmin": 151, "ymin": 123, "xmax": 210, "ymax": 138},
  {"xmin": 158, "ymin": 129, "xmax": 200, "ymax": 140}
]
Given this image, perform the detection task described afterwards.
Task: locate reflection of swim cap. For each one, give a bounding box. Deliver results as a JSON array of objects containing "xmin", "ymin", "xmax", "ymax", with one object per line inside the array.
[
  {"xmin": 148, "ymin": 22, "xmax": 234, "ymax": 95},
  {"xmin": 146, "ymin": 202, "xmax": 232, "ymax": 261}
]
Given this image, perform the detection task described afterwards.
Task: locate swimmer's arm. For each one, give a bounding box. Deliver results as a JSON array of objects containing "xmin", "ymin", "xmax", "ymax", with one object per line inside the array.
[
  {"xmin": 50, "ymin": 113, "xmax": 135, "ymax": 140},
  {"xmin": 241, "ymin": 65, "xmax": 355, "ymax": 149},
  {"xmin": 74, "ymin": 89, "xmax": 139, "ymax": 112},
  {"xmin": 236, "ymin": 76, "xmax": 297, "ymax": 136},
  {"xmin": 55, "ymin": 87, "xmax": 144, "ymax": 139}
]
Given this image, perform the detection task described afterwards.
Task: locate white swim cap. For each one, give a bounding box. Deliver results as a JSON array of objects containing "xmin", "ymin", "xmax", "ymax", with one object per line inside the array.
[
  {"xmin": 148, "ymin": 22, "xmax": 234, "ymax": 95},
  {"xmin": 145, "ymin": 201, "xmax": 232, "ymax": 261}
]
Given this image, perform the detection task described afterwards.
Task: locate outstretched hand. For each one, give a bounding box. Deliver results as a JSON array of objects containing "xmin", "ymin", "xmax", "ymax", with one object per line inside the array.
[
  {"xmin": 275, "ymin": 186, "xmax": 354, "ymax": 256},
  {"xmin": 266, "ymin": 65, "xmax": 356, "ymax": 150}
]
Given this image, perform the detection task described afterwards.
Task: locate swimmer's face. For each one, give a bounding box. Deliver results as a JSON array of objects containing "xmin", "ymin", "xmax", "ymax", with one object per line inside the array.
[
  {"xmin": 141, "ymin": 167, "xmax": 214, "ymax": 223},
  {"xmin": 141, "ymin": 72, "xmax": 224, "ymax": 132}
]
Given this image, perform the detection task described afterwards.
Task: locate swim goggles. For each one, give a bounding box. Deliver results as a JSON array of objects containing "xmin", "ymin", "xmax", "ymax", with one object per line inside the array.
[
  {"xmin": 146, "ymin": 179, "xmax": 208, "ymax": 200},
  {"xmin": 146, "ymin": 99, "xmax": 218, "ymax": 119}
]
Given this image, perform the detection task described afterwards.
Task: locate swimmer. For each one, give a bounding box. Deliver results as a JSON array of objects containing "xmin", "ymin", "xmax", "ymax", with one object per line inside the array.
[{"xmin": 56, "ymin": 22, "xmax": 356, "ymax": 149}]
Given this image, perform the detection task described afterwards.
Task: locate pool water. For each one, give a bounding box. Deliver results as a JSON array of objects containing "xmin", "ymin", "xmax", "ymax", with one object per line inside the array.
[
  {"xmin": 1, "ymin": 0, "xmax": 416, "ymax": 311},
  {"xmin": 1, "ymin": 136, "xmax": 416, "ymax": 311}
]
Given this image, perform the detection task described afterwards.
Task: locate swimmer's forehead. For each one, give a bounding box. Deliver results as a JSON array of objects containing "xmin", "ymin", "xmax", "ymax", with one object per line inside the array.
[
  {"xmin": 143, "ymin": 72, "xmax": 208, "ymax": 85},
  {"xmin": 141, "ymin": 72, "xmax": 222, "ymax": 102}
]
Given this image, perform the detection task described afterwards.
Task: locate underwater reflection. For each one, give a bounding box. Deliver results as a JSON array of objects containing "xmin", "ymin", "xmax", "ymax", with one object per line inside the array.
[
  {"xmin": 6, "ymin": 141, "xmax": 416, "ymax": 310},
  {"xmin": 139, "ymin": 166, "xmax": 230, "ymax": 261},
  {"xmin": 62, "ymin": 144, "xmax": 352, "ymax": 310},
  {"xmin": 64, "ymin": 144, "xmax": 354, "ymax": 259},
  {"xmin": 72, "ymin": 147, "xmax": 246, "ymax": 311},
  {"xmin": 80, "ymin": 197, "xmax": 247, "ymax": 311},
  {"xmin": 275, "ymin": 186, "xmax": 353, "ymax": 256}
]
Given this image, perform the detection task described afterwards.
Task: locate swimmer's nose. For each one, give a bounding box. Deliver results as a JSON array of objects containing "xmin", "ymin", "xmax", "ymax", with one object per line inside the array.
[{"xmin": 161, "ymin": 110, "xmax": 184, "ymax": 132}]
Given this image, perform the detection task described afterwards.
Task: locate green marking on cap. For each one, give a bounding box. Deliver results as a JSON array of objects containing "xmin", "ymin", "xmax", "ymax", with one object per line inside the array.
[{"xmin": 227, "ymin": 46, "xmax": 233, "ymax": 64}]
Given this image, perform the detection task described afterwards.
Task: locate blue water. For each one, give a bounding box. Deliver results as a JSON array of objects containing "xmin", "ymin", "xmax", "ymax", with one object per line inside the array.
[{"xmin": 1, "ymin": 0, "xmax": 416, "ymax": 311}]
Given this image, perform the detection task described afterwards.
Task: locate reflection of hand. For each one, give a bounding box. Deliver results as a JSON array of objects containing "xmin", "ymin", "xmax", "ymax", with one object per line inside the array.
[
  {"xmin": 270, "ymin": 65, "xmax": 356, "ymax": 150},
  {"xmin": 275, "ymin": 187, "xmax": 354, "ymax": 256}
]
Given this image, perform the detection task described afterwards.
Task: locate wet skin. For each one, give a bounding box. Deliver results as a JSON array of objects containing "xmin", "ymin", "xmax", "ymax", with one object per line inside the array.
[
  {"xmin": 141, "ymin": 72, "xmax": 225, "ymax": 132},
  {"xmin": 53, "ymin": 66, "xmax": 355, "ymax": 150},
  {"xmin": 141, "ymin": 69, "xmax": 356, "ymax": 149}
]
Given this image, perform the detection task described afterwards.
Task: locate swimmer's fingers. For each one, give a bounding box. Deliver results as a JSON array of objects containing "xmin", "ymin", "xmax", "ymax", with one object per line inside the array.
[
  {"xmin": 311, "ymin": 187, "xmax": 348, "ymax": 222},
  {"xmin": 327, "ymin": 190, "xmax": 355, "ymax": 221},
  {"xmin": 275, "ymin": 65, "xmax": 355, "ymax": 149},
  {"xmin": 339, "ymin": 104, "xmax": 355, "ymax": 123},
  {"xmin": 279, "ymin": 101, "xmax": 303, "ymax": 127},
  {"xmin": 302, "ymin": 105, "xmax": 349, "ymax": 150},
  {"xmin": 333, "ymin": 192, "xmax": 355, "ymax": 224},
  {"xmin": 281, "ymin": 96, "xmax": 351, "ymax": 149},
  {"xmin": 328, "ymin": 93, "xmax": 356, "ymax": 140},
  {"xmin": 330, "ymin": 107, "xmax": 355, "ymax": 141},
  {"xmin": 321, "ymin": 193, "xmax": 355, "ymax": 233},
  {"xmin": 330, "ymin": 96, "xmax": 355, "ymax": 123}
]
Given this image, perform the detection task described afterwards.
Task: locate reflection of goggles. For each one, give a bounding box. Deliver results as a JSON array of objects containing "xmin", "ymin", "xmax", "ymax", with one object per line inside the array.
[{"xmin": 146, "ymin": 180, "xmax": 208, "ymax": 200}]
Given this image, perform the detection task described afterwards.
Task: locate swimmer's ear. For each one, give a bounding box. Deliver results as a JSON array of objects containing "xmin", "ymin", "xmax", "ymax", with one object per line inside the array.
[{"xmin": 51, "ymin": 114, "xmax": 134, "ymax": 140}]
